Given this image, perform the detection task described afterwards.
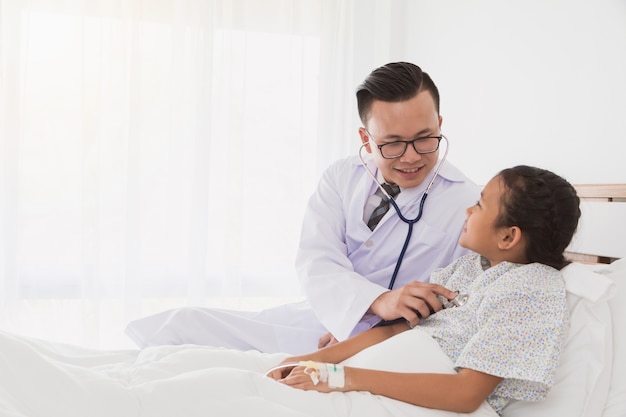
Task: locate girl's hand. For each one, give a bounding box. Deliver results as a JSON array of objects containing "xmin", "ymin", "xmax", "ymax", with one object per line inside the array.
[
  {"xmin": 266, "ymin": 355, "xmax": 315, "ymax": 380},
  {"xmin": 279, "ymin": 365, "xmax": 344, "ymax": 393},
  {"xmin": 266, "ymin": 363, "xmax": 297, "ymax": 380}
]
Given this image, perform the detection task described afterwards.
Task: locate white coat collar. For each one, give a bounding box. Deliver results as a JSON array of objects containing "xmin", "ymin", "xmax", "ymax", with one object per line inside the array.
[{"xmin": 358, "ymin": 155, "xmax": 469, "ymax": 194}]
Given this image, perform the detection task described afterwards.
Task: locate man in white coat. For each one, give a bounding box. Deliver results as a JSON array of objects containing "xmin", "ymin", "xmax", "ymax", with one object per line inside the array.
[{"xmin": 125, "ymin": 62, "xmax": 480, "ymax": 354}]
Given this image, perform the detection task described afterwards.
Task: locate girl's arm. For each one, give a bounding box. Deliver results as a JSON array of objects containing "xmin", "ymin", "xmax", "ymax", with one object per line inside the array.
[
  {"xmin": 283, "ymin": 366, "xmax": 502, "ymax": 413},
  {"xmin": 268, "ymin": 321, "xmax": 409, "ymax": 379}
]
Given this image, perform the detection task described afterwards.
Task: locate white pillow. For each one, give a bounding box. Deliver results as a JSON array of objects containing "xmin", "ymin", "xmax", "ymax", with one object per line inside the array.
[
  {"xmin": 503, "ymin": 262, "xmax": 616, "ymax": 417},
  {"xmin": 342, "ymin": 328, "xmax": 500, "ymax": 417},
  {"xmin": 596, "ymin": 258, "xmax": 626, "ymax": 417}
]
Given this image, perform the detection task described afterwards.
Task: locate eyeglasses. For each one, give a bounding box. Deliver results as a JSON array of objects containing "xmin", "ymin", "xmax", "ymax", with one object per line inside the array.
[{"xmin": 365, "ymin": 129, "xmax": 442, "ymax": 159}]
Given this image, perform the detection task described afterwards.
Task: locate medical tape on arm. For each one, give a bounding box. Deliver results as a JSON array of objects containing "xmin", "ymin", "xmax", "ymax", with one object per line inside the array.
[
  {"xmin": 299, "ymin": 361, "xmax": 328, "ymax": 385},
  {"xmin": 325, "ymin": 363, "xmax": 345, "ymax": 388},
  {"xmin": 265, "ymin": 361, "xmax": 345, "ymax": 389},
  {"xmin": 300, "ymin": 361, "xmax": 345, "ymax": 388}
]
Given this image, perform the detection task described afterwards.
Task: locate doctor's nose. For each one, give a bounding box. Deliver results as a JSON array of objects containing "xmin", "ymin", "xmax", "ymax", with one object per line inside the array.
[{"xmin": 398, "ymin": 143, "xmax": 423, "ymax": 163}]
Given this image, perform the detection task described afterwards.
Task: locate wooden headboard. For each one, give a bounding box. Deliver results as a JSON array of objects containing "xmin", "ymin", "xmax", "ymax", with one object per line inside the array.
[
  {"xmin": 572, "ymin": 184, "xmax": 626, "ymax": 202},
  {"xmin": 565, "ymin": 184, "xmax": 626, "ymax": 264}
]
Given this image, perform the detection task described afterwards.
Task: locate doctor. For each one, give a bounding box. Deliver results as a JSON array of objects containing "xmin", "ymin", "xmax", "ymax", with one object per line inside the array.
[{"xmin": 125, "ymin": 62, "xmax": 480, "ymax": 354}]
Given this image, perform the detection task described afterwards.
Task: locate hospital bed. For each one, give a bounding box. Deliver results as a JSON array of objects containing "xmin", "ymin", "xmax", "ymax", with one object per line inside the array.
[{"xmin": 0, "ymin": 184, "xmax": 624, "ymax": 417}]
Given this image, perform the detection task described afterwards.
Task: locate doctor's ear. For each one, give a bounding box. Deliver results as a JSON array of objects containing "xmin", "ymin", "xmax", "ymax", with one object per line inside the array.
[{"xmin": 358, "ymin": 128, "xmax": 372, "ymax": 153}]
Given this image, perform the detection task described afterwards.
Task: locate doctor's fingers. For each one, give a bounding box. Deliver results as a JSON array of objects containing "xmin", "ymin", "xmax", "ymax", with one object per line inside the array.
[
  {"xmin": 405, "ymin": 281, "xmax": 457, "ymax": 300},
  {"xmin": 318, "ymin": 332, "xmax": 339, "ymax": 349},
  {"xmin": 399, "ymin": 305, "xmax": 422, "ymax": 329},
  {"xmin": 399, "ymin": 296, "xmax": 437, "ymax": 322},
  {"xmin": 397, "ymin": 284, "xmax": 446, "ymax": 314},
  {"xmin": 394, "ymin": 291, "xmax": 440, "ymax": 322}
]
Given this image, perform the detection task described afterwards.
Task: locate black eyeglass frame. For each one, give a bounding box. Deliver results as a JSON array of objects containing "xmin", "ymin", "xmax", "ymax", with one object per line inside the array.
[{"xmin": 365, "ymin": 129, "xmax": 442, "ymax": 159}]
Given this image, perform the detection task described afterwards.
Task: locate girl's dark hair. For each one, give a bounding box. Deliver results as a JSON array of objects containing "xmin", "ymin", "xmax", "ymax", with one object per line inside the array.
[
  {"xmin": 356, "ymin": 62, "xmax": 440, "ymax": 125},
  {"xmin": 496, "ymin": 165, "xmax": 581, "ymax": 270}
]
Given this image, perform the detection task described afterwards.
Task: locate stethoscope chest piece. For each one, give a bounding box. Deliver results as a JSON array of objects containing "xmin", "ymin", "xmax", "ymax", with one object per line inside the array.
[{"xmin": 443, "ymin": 291, "xmax": 469, "ymax": 309}]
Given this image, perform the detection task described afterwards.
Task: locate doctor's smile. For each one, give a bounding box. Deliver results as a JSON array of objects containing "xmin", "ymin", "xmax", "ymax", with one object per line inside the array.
[{"xmin": 394, "ymin": 165, "xmax": 426, "ymax": 179}]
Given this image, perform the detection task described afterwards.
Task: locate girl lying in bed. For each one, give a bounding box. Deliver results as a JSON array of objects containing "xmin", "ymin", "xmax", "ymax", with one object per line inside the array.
[
  {"xmin": 268, "ymin": 164, "xmax": 581, "ymax": 416},
  {"xmin": 0, "ymin": 165, "xmax": 580, "ymax": 417}
]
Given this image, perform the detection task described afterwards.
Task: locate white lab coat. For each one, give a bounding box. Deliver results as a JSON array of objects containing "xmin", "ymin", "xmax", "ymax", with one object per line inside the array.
[
  {"xmin": 125, "ymin": 156, "xmax": 480, "ymax": 354},
  {"xmin": 297, "ymin": 155, "xmax": 480, "ymax": 341}
]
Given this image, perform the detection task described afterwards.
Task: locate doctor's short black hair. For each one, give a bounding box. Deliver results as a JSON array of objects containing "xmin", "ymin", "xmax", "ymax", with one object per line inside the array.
[{"xmin": 356, "ymin": 62, "xmax": 440, "ymax": 126}]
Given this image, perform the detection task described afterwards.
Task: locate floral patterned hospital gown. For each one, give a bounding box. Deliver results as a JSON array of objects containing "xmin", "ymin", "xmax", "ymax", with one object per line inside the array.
[{"xmin": 418, "ymin": 253, "xmax": 569, "ymax": 415}]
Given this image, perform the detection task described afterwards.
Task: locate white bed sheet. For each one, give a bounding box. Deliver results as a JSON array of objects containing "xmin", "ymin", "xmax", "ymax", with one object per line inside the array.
[
  {"xmin": 0, "ymin": 328, "xmax": 498, "ymax": 417},
  {"xmin": 1, "ymin": 262, "xmax": 620, "ymax": 417}
]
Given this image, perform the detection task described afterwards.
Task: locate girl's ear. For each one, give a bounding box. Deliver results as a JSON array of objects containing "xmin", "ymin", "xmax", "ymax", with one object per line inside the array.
[{"xmin": 498, "ymin": 226, "xmax": 523, "ymax": 250}]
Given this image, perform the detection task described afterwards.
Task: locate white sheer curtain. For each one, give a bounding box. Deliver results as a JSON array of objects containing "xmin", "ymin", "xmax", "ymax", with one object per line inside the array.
[{"xmin": 1, "ymin": 0, "xmax": 403, "ymax": 348}]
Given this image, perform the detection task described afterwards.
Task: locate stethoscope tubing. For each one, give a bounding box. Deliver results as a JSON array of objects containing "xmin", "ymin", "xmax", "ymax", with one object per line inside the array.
[
  {"xmin": 359, "ymin": 135, "xmax": 449, "ymax": 290},
  {"xmin": 386, "ymin": 193, "xmax": 427, "ymax": 290}
]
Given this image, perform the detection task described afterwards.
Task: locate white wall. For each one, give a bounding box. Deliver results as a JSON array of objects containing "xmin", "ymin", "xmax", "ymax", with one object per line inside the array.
[{"xmin": 350, "ymin": 0, "xmax": 626, "ymax": 185}]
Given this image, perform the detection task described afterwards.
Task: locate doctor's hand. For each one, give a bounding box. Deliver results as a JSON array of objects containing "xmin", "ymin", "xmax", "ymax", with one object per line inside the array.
[
  {"xmin": 370, "ymin": 282, "xmax": 457, "ymax": 328},
  {"xmin": 318, "ymin": 332, "xmax": 339, "ymax": 349}
]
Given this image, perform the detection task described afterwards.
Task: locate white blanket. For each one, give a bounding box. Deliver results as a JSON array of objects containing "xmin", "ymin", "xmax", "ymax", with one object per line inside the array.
[{"xmin": 0, "ymin": 329, "xmax": 499, "ymax": 417}]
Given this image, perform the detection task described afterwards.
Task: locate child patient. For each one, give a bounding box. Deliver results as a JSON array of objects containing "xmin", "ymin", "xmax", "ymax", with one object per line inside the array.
[{"xmin": 268, "ymin": 165, "xmax": 581, "ymax": 416}]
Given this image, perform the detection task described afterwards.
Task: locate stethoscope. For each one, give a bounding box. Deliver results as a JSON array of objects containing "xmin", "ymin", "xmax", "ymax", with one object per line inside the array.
[
  {"xmin": 358, "ymin": 134, "xmax": 450, "ymax": 290},
  {"xmin": 359, "ymin": 134, "xmax": 470, "ymax": 326}
]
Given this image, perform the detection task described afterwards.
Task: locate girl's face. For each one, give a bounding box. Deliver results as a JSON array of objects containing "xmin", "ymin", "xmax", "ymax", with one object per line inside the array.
[{"xmin": 459, "ymin": 176, "xmax": 505, "ymax": 259}]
